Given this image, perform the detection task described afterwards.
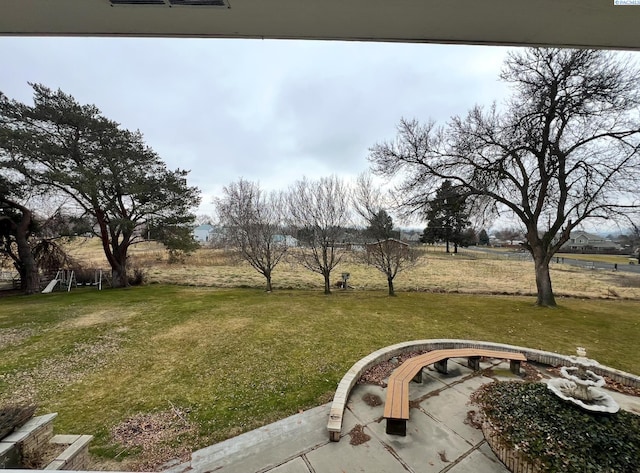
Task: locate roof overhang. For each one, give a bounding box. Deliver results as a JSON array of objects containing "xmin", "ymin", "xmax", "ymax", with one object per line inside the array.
[{"xmin": 1, "ymin": 0, "xmax": 640, "ymax": 50}]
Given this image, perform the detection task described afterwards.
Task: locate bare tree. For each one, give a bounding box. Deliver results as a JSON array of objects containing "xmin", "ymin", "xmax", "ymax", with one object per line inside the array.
[
  {"xmin": 287, "ymin": 175, "xmax": 351, "ymax": 294},
  {"xmin": 493, "ymin": 227, "xmax": 523, "ymax": 246},
  {"xmin": 370, "ymin": 48, "xmax": 640, "ymax": 307},
  {"xmin": 194, "ymin": 213, "xmax": 216, "ymax": 226},
  {"xmin": 365, "ymin": 239, "xmax": 417, "ymax": 296},
  {"xmin": 216, "ymin": 179, "xmax": 288, "ymax": 292},
  {"xmin": 354, "ymin": 173, "xmax": 417, "ymax": 296}
]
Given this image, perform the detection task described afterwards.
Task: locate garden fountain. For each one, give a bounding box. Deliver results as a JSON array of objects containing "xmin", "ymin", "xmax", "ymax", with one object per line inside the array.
[{"xmin": 547, "ymin": 347, "xmax": 619, "ymax": 413}]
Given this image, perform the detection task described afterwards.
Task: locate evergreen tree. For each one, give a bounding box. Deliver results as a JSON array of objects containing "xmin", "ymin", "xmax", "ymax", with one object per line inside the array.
[
  {"xmin": 478, "ymin": 229, "xmax": 490, "ymax": 246},
  {"xmin": 421, "ymin": 180, "xmax": 469, "ymax": 253},
  {"xmin": 0, "ymin": 84, "xmax": 200, "ymax": 287}
]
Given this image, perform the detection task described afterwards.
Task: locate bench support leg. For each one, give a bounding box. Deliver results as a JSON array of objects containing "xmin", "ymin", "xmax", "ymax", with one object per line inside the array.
[
  {"xmin": 386, "ymin": 418, "xmax": 407, "ymax": 436},
  {"xmin": 412, "ymin": 369, "xmax": 423, "ymax": 383},
  {"xmin": 467, "ymin": 356, "xmax": 481, "ymax": 371},
  {"xmin": 510, "ymin": 360, "xmax": 521, "ymax": 375},
  {"xmin": 434, "ymin": 358, "xmax": 448, "ymax": 374},
  {"xmin": 329, "ymin": 431, "xmax": 340, "ymax": 442}
]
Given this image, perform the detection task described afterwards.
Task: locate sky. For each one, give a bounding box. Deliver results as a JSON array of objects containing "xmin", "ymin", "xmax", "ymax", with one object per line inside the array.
[{"xmin": 1, "ymin": 37, "xmax": 515, "ymax": 222}]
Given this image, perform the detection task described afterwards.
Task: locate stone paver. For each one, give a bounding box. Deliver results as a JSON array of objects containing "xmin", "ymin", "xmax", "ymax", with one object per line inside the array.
[
  {"xmin": 307, "ymin": 425, "xmax": 408, "ymax": 473},
  {"xmin": 419, "ymin": 386, "xmax": 483, "ymax": 445},
  {"xmin": 267, "ymin": 457, "xmax": 311, "ymax": 473},
  {"xmin": 345, "ymin": 383, "xmax": 386, "ymax": 425},
  {"xmin": 447, "ymin": 445, "xmax": 510, "ymax": 473},
  {"xmin": 189, "ymin": 404, "xmax": 329, "ymax": 473},
  {"xmin": 367, "ymin": 408, "xmax": 474, "ymax": 473}
]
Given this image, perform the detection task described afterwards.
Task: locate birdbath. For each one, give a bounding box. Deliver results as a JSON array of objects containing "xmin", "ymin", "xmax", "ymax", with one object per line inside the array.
[{"xmin": 547, "ymin": 347, "xmax": 619, "ymax": 413}]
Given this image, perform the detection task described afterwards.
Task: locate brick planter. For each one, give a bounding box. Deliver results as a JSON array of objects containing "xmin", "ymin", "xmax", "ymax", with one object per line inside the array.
[
  {"xmin": 0, "ymin": 413, "xmax": 57, "ymax": 467},
  {"xmin": 0, "ymin": 413, "xmax": 92, "ymax": 470}
]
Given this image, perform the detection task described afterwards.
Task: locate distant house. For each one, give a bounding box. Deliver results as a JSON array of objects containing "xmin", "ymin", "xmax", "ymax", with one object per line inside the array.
[
  {"xmin": 272, "ymin": 234, "xmax": 298, "ymax": 247},
  {"xmin": 400, "ymin": 229, "xmax": 422, "ymax": 243},
  {"xmin": 559, "ymin": 231, "xmax": 621, "ymax": 252},
  {"xmin": 193, "ymin": 224, "xmax": 214, "ymax": 243}
]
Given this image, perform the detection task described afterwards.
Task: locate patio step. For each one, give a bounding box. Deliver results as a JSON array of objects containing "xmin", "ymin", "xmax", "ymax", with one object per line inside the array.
[
  {"xmin": 0, "ymin": 413, "xmax": 57, "ymax": 468},
  {"xmin": 45, "ymin": 434, "xmax": 93, "ymax": 470}
]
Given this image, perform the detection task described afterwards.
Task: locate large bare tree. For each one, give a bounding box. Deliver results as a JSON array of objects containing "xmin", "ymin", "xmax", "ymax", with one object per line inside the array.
[
  {"xmin": 287, "ymin": 175, "xmax": 351, "ymax": 294},
  {"xmin": 354, "ymin": 173, "xmax": 416, "ymax": 296},
  {"xmin": 216, "ymin": 179, "xmax": 288, "ymax": 292},
  {"xmin": 370, "ymin": 48, "xmax": 640, "ymax": 307}
]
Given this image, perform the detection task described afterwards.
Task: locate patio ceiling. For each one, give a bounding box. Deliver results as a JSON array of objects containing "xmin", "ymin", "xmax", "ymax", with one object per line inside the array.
[{"xmin": 1, "ymin": 0, "xmax": 639, "ymax": 50}]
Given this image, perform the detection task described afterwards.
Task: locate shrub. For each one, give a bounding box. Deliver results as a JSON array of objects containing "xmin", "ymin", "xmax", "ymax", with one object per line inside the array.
[
  {"xmin": 471, "ymin": 381, "xmax": 640, "ymax": 472},
  {"xmin": 167, "ymin": 249, "xmax": 186, "ymax": 264},
  {"xmin": 127, "ymin": 266, "xmax": 147, "ymax": 286}
]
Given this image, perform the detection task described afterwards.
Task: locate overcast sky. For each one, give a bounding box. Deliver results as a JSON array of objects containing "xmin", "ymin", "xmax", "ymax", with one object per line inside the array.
[{"xmin": 2, "ymin": 37, "xmax": 516, "ymax": 222}]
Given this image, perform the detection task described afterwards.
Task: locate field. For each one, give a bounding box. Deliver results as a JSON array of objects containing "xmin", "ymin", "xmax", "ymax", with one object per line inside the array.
[
  {"xmin": 63, "ymin": 238, "xmax": 640, "ymax": 300},
  {"xmin": 1, "ymin": 240, "xmax": 640, "ymax": 470}
]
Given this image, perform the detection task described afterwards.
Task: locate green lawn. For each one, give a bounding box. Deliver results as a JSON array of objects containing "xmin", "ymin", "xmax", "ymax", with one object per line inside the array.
[{"xmin": 1, "ymin": 286, "xmax": 639, "ymax": 469}]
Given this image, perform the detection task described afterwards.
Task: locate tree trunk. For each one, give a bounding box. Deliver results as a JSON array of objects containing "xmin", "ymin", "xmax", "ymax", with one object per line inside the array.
[
  {"xmin": 533, "ymin": 255, "xmax": 556, "ymax": 307},
  {"xmin": 95, "ymin": 209, "xmax": 130, "ymax": 288},
  {"xmin": 387, "ymin": 276, "xmax": 395, "ymax": 296},
  {"xmin": 265, "ymin": 272, "xmax": 272, "ymax": 292},
  {"xmin": 111, "ymin": 264, "xmax": 128, "ymax": 288},
  {"xmin": 16, "ymin": 235, "xmax": 39, "ymax": 295},
  {"xmin": 4, "ymin": 200, "xmax": 40, "ymax": 295},
  {"xmin": 323, "ymin": 272, "xmax": 331, "ymax": 295},
  {"xmin": 445, "ymin": 239, "xmax": 450, "ymax": 253}
]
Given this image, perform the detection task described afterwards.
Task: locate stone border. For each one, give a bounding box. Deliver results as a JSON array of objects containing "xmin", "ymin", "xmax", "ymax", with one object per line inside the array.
[
  {"xmin": 326, "ymin": 339, "xmax": 640, "ymax": 441},
  {"xmin": 482, "ymin": 420, "xmax": 542, "ymax": 473}
]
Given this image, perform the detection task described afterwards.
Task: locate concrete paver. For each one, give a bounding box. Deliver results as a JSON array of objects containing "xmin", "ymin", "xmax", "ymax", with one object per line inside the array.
[
  {"xmin": 447, "ymin": 445, "xmax": 510, "ymax": 473},
  {"xmin": 450, "ymin": 375, "xmax": 494, "ymax": 397},
  {"xmin": 419, "ymin": 387, "xmax": 483, "ymax": 445},
  {"xmin": 345, "ymin": 384, "xmax": 386, "ymax": 425},
  {"xmin": 267, "ymin": 457, "xmax": 311, "ymax": 473},
  {"xmin": 367, "ymin": 408, "xmax": 474, "ymax": 473},
  {"xmin": 189, "ymin": 404, "xmax": 330, "ymax": 473},
  {"xmin": 307, "ymin": 425, "xmax": 408, "ymax": 473}
]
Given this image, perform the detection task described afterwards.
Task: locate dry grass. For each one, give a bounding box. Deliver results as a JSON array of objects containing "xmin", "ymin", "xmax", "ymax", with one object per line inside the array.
[{"xmin": 62, "ymin": 239, "xmax": 640, "ymax": 300}]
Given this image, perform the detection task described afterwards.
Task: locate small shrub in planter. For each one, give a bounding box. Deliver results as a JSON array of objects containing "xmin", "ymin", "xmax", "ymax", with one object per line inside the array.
[{"xmin": 471, "ymin": 381, "xmax": 640, "ymax": 473}]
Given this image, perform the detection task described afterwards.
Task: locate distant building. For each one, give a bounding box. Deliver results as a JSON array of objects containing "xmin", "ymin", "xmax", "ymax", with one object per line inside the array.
[
  {"xmin": 400, "ymin": 229, "xmax": 422, "ymax": 243},
  {"xmin": 559, "ymin": 231, "xmax": 621, "ymax": 252},
  {"xmin": 193, "ymin": 224, "xmax": 214, "ymax": 243},
  {"xmin": 272, "ymin": 234, "xmax": 298, "ymax": 247}
]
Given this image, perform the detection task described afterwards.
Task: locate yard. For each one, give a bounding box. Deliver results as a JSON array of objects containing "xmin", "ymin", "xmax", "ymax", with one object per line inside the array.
[{"xmin": 1, "ymin": 285, "xmax": 639, "ymax": 470}]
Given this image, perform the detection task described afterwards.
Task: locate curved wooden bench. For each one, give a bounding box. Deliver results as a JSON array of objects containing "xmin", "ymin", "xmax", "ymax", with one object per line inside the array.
[{"xmin": 384, "ymin": 348, "xmax": 526, "ymax": 436}]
